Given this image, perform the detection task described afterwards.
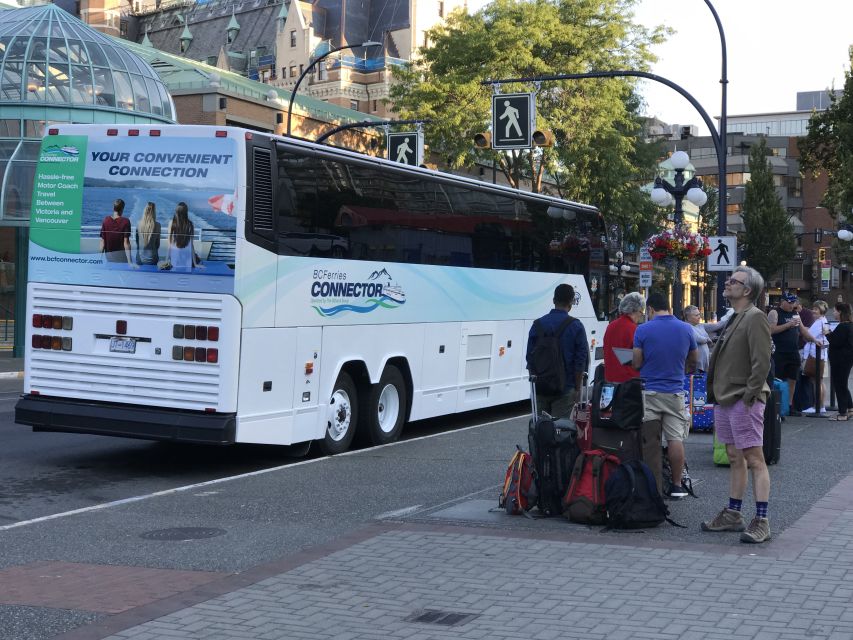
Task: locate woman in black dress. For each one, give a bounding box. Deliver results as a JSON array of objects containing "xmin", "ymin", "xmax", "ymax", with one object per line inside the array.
[{"xmin": 827, "ymin": 302, "xmax": 853, "ymax": 421}]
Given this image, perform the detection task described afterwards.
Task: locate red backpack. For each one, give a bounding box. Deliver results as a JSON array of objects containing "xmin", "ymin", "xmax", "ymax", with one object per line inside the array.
[
  {"xmin": 562, "ymin": 449, "xmax": 620, "ymax": 525},
  {"xmin": 499, "ymin": 447, "xmax": 538, "ymax": 515}
]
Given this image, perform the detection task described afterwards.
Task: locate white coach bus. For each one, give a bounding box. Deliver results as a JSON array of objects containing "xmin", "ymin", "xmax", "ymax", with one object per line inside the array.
[{"xmin": 16, "ymin": 124, "xmax": 608, "ymax": 453}]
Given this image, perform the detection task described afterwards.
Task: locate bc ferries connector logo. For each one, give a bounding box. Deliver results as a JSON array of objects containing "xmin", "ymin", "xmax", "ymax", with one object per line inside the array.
[
  {"xmin": 311, "ymin": 267, "xmax": 406, "ymax": 317},
  {"xmin": 40, "ymin": 144, "xmax": 80, "ymax": 162}
]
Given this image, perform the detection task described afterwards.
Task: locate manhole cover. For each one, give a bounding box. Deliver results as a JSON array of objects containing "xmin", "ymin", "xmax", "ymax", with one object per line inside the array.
[
  {"xmin": 406, "ymin": 609, "xmax": 479, "ymax": 627},
  {"xmin": 140, "ymin": 527, "xmax": 226, "ymax": 541}
]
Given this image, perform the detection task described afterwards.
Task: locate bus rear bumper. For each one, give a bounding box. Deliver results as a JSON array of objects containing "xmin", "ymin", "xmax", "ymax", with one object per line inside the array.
[{"xmin": 15, "ymin": 395, "xmax": 236, "ymax": 444}]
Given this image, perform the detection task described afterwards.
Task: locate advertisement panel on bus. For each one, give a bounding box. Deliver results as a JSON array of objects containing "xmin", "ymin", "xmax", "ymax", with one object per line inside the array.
[{"xmin": 28, "ymin": 133, "xmax": 238, "ymax": 294}]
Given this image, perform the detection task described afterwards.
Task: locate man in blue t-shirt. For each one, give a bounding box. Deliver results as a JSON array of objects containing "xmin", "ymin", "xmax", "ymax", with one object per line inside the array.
[{"xmin": 633, "ymin": 291, "xmax": 698, "ymax": 498}]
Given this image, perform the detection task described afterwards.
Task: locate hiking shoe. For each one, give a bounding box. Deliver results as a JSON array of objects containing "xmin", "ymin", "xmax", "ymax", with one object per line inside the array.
[
  {"xmin": 740, "ymin": 517, "xmax": 771, "ymax": 543},
  {"xmin": 701, "ymin": 508, "xmax": 745, "ymax": 532}
]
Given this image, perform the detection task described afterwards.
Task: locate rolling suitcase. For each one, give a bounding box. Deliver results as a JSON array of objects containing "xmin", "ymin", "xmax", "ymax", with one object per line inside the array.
[
  {"xmin": 588, "ymin": 366, "xmax": 662, "ymax": 491},
  {"xmin": 528, "ymin": 378, "xmax": 580, "ymax": 516},
  {"xmin": 772, "ymin": 378, "xmax": 790, "ymax": 417},
  {"xmin": 763, "ymin": 389, "xmax": 782, "ymax": 465}
]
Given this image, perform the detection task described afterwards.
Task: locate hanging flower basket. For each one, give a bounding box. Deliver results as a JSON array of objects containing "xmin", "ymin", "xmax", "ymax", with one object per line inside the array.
[{"xmin": 645, "ymin": 227, "xmax": 712, "ymax": 263}]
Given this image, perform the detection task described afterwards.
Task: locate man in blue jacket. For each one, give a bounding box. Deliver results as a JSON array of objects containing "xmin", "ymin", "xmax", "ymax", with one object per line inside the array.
[{"xmin": 526, "ymin": 284, "xmax": 589, "ymax": 418}]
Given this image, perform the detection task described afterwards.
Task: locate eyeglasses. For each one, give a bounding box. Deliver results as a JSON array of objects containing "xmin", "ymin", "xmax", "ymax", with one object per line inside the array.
[{"xmin": 726, "ymin": 278, "xmax": 747, "ymax": 286}]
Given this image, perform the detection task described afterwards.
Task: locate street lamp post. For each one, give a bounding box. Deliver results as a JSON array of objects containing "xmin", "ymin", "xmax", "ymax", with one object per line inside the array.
[
  {"xmin": 286, "ymin": 40, "xmax": 381, "ymax": 137},
  {"xmin": 609, "ymin": 250, "xmax": 632, "ymax": 318},
  {"xmin": 649, "ymin": 150, "xmax": 708, "ymax": 317}
]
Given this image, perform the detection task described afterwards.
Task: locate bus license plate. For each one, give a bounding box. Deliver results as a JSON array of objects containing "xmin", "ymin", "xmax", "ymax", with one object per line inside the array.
[{"xmin": 109, "ymin": 337, "xmax": 136, "ymax": 354}]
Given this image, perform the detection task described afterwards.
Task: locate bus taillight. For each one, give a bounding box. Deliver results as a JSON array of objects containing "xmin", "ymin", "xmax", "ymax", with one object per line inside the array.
[
  {"xmin": 207, "ymin": 348, "xmax": 218, "ymax": 363},
  {"xmin": 51, "ymin": 336, "xmax": 62, "ymax": 350},
  {"xmin": 41, "ymin": 315, "xmax": 52, "ymax": 329},
  {"xmin": 52, "ymin": 316, "xmax": 62, "ymax": 330},
  {"xmin": 48, "ymin": 128, "xmax": 59, "ymax": 135},
  {"xmin": 116, "ymin": 320, "xmax": 127, "ymax": 335},
  {"xmin": 32, "ymin": 314, "xmax": 42, "ymax": 328},
  {"xmin": 196, "ymin": 326, "xmax": 207, "ymax": 340},
  {"xmin": 32, "ymin": 335, "xmax": 43, "ymax": 349},
  {"xmin": 150, "ymin": 130, "xmax": 161, "ymax": 136},
  {"xmin": 183, "ymin": 346, "xmax": 195, "ymax": 361},
  {"xmin": 216, "ymin": 130, "xmax": 228, "ymax": 137},
  {"xmin": 107, "ymin": 129, "xmax": 118, "ymax": 136},
  {"xmin": 207, "ymin": 326, "xmax": 219, "ymax": 341},
  {"xmin": 128, "ymin": 129, "xmax": 139, "ymax": 136},
  {"xmin": 62, "ymin": 337, "xmax": 72, "ymax": 351},
  {"xmin": 195, "ymin": 347, "xmax": 205, "ymax": 362}
]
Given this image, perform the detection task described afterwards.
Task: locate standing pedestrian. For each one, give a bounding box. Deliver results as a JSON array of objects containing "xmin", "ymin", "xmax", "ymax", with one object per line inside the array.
[
  {"xmin": 684, "ymin": 305, "xmax": 712, "ymax": 372},
  {"xmin": 702, "ymin": 266, "xmax": 773, "ymax": 543},
  {"xmin": 603, "ymin": 292, "xmax": 645, "ymax": 383},
  {"xmin": 526, "ymin": 284, "xmax": 589, "ymax": 418},
  {"xmin": 99, "ymin": 198, "xmax": 133, "ymax": 265},
  {"xmin": 802, "ymin": 300, "xmax": 830, "ymax": 415},
  {"xmin": 827, "ymin": 302, "xmax": 853, "ymax": 421},
  {"xmin": 632, "ymin": 291, "xmax": 698, "ymax": 499},
  {"xmin": 768, "ymin": 293, "xmax": 815, "ymax": 416}
]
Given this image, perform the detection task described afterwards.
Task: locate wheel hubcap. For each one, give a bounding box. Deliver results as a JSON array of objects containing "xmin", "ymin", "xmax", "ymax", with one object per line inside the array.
[
  {"xmin": 377, "ymin": 383, "xmax": 400, "ymax": 434},
  {"xmin": 328, "ymin": 390, "xmax": 351, "ymax": 441}
]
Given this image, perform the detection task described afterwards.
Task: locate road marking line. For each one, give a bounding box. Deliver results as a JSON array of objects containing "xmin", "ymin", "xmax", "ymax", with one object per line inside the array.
[
  {"xmin": 375, "ymin": 505, "xmax": 423, "ymax": 519},
  {"xmin": 0, "ymin": 413, "xmax": 524, "ymax": 532}
]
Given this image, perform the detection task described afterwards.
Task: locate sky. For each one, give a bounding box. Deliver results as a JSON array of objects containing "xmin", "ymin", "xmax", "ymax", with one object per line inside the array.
[
  {"xmin": 629, "ymin": 0, "xmax": 852, "ymax": 135},
  {"xmin": 465, "ymin": 0, "xmax": 853, "ymax": 136}
]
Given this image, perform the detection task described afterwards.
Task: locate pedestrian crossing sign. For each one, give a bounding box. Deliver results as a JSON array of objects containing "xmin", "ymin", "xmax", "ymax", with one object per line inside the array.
[
  {"xmin": 491, "ymin": 93, "xmax": 533, "ymax": 149},
  {"xmin": 388, "ymin": 131, "xmax": 422, "ymax": 166},
  {"xmin": 707, "ymin": 236, "xmax": 736, "ymax": 272}
]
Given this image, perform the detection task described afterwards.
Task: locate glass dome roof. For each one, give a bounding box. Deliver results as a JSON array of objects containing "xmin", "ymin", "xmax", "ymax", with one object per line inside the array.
[{"xmin": 0, "ymin": 4, "xmax": 174, "ymax": 121}]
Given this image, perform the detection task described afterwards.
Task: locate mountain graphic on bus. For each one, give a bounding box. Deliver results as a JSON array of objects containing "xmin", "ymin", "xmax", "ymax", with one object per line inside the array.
[
  {"xmin": 312, "ymin": 269, "xmax": 406, "ymax": 317},
  {"xmin": 42, "ymin": 144, "xmax": 79, "ymax": 158}
]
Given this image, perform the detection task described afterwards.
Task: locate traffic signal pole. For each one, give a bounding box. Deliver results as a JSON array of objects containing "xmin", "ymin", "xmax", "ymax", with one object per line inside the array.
[{"xmin": 484, "ymin": 70, "xmax": 727, "ymax": 311}]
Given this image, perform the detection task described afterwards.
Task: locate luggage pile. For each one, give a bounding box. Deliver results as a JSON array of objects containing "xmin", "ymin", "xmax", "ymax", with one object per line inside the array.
[{"xmin": 499, "ymin": 372, "xmax": 679, "ymax": 530}]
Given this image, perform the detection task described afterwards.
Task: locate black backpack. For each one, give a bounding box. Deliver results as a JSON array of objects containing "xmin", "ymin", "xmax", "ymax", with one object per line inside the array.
[
  {"xmin": 528, "ymin": 415, "xmax": 579, "ymax": 516},
  {"xmin": 527, "ymin": 316, "xmax": 576, "ymax": 395},
  {"xmin": 604, "ymin": 459, "xmax": 682, "ymax": 529}
]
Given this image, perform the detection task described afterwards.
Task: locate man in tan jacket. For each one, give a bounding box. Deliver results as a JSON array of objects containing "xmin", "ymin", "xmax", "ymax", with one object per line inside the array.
[{"xmin": 702, "ymin": 266, "xmax": 772, "ymax": 543}]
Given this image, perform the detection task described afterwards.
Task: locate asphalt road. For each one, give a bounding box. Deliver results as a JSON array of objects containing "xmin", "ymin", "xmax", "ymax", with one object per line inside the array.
[{"xmin": 3, "ymin": 378, "xmax": 853, "ymax": 639}]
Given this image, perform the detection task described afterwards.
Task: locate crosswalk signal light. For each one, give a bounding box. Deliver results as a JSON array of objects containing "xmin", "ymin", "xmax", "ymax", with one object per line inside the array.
[
  {"xmin": 532, "ymin": 130, "xmax": 554, "ymax": 147},
  {"xmin": 818, "ymin": 247, "xmax": 827, "ymax": 262},
  {"xmin": 473, "ymin": 132, "xmax": 491, "ymax": 149}
]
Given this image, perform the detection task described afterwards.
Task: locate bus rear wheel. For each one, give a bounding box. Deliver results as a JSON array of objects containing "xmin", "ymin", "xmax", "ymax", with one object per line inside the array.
[
  {"xmin": 321, "ymin": 372, "xmax": 358, "ymax": 455},
  {"xmin": 362, "ymin": 366, "xmax": 407, "ymax": 446}
]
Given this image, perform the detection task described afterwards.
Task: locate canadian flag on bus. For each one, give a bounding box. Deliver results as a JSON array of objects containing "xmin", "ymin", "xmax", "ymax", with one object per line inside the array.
[{"xmin": 208, "ymin": 192, "xmax": 237, "ymax": 215}]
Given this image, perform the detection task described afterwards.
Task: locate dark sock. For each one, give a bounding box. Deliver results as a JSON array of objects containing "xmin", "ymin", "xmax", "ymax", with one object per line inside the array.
[
  {"xmin": 728, "ymin": 498, "xmax": 743, "ymax": 512},
  {"xmin": 756, "ymin": 501, "xmax": 768, "ymax": 518}
]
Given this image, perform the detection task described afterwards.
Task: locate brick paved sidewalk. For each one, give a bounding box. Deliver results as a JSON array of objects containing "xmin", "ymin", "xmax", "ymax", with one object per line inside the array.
[{"xmin": 53, "ymin": 477, "xmax": 853, "ymax": 640}]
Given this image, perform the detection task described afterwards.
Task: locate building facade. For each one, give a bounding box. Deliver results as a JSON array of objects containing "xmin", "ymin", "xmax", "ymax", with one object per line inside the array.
[{"xmin": 127, "ymin": 0, "xmax": 466, "ymax": 123}]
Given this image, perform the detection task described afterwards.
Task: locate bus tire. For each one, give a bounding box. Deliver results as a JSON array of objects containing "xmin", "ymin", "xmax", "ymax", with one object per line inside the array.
[
  {"xmin": 362, "ymin": 365, "xmax": 407, "ymax": 446},
  {"xmin": 321, "ymin": 372, "xmax": 358, "ymax": 455}
]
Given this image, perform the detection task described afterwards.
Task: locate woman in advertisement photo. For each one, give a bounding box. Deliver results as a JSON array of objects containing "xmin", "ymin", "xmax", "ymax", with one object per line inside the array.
[
  {"xmin": 166, "ymin": 202, "xmax": 201, "ymax": 271},
  {"xmin": 135, "ymin": 202, "xmax": 161, "ymax": 266}
]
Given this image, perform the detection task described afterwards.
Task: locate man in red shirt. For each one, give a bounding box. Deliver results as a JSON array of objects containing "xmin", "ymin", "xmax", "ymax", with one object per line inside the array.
[
  {"xmin": 99, "ymin": 198, "xmax": 133, "ymax": 264},
  {"xmin": 603, "ymin": 292, "xmax": 645, "ymax": 383}
]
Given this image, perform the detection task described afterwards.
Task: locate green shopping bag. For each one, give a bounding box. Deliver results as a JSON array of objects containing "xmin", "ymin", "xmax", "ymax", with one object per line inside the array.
[{"xmin": 713, "ymin": 431, "xmax": 730, "ymax": 466}]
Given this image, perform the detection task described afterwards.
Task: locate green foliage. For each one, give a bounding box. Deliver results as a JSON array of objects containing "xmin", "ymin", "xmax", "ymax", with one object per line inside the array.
[
  {"xmin": 388, "ymin": 0, "xmax": 668, "ymax": 242},
  {"xmin": 742, "ymin": 137, "xmax": 795, "ymax": 280},
  {"xmin": 798, "ymin": 49, "xmax": 853, "ymax": 217}
]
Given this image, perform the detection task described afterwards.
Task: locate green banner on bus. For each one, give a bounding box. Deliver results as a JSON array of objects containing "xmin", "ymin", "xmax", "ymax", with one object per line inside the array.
[{"xmin": 30, "ymin": 135, "xmax": 88, "ymax": 253}]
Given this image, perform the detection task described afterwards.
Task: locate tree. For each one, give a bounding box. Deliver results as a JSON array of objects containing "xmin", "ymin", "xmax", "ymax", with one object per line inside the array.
[
  {"xmin": 388, "ymin": 0, "xmax": 667, "ymax": 243},
  {"xmin": 742, "ymin": 137, "xmax": 795, "ymax": 282},
  {"xmin": 798, "ymin": 49, "xmax": 853, "ymax": 218}
]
